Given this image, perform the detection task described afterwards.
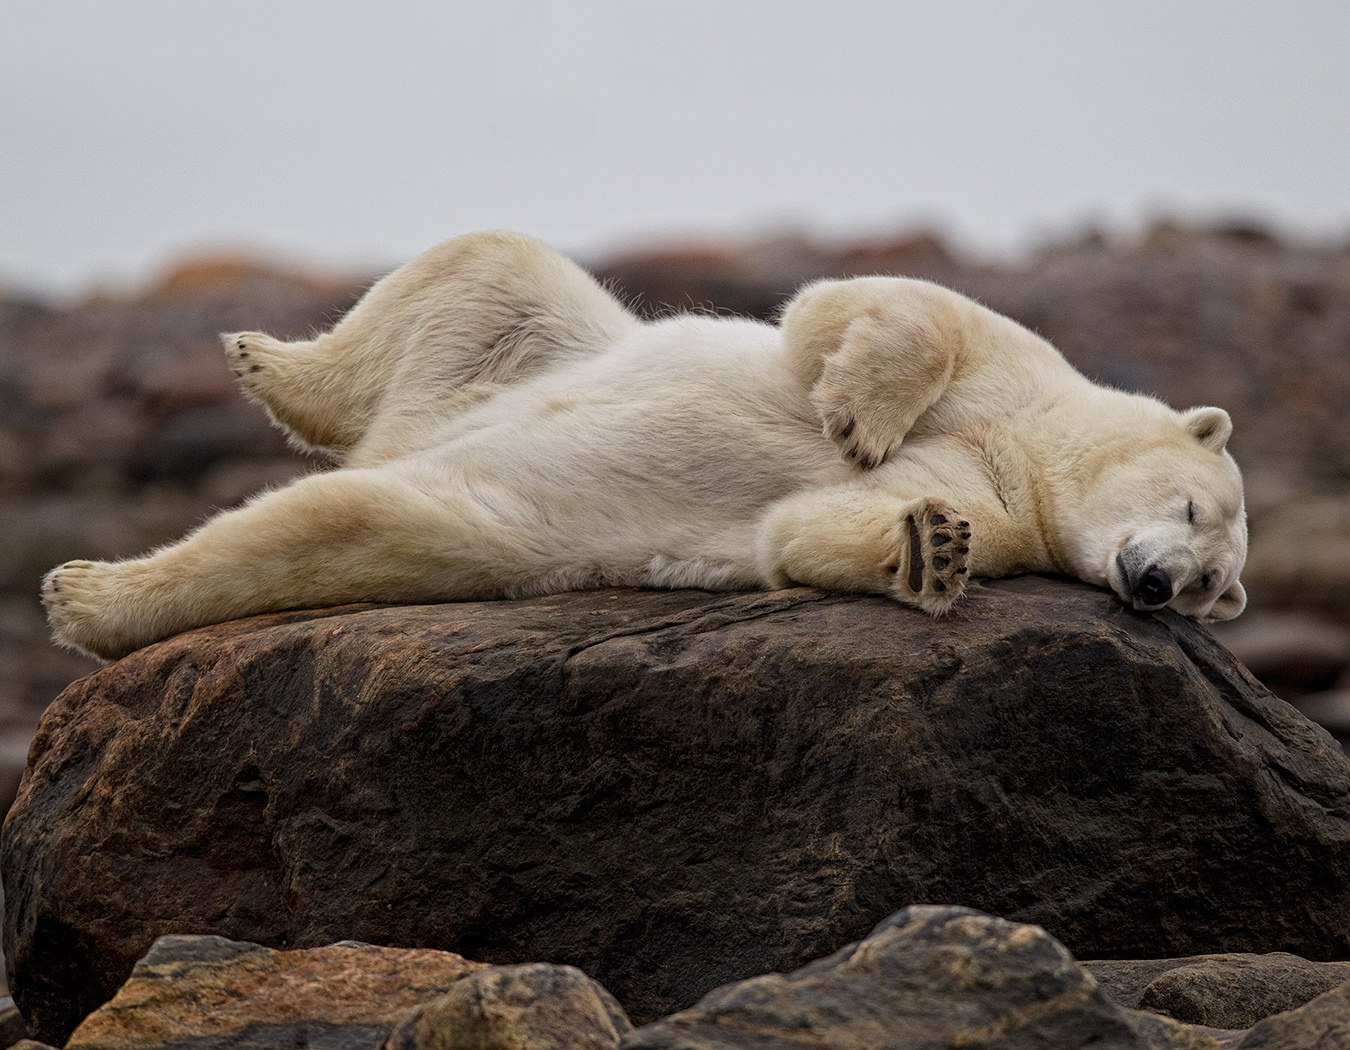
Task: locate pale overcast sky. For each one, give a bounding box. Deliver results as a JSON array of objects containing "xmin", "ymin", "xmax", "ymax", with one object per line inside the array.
[{"xmin": 3, "ymin": 1, "xmax": 1348, "ymax": 294}]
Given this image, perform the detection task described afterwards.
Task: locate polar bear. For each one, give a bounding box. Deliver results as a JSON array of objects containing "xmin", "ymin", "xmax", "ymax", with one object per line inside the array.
[{"xmin": 43, "ymin": 231, "xmax": 1247, "ymax": 661}]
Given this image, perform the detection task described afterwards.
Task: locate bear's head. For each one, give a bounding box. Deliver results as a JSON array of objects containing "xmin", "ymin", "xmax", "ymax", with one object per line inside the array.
[{"xmin": 1062, "ymin": 405, "xmax": 1248, "ymax": 621}]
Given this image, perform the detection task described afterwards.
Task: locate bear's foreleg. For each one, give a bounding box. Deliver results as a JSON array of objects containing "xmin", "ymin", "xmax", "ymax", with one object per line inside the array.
[
  {"xmin": 756, "ymin": 487, "xmax": 973, "ymax": 615},
  {"xmin": 780, "ymin": 277, "xmax": 965, "ymax": 469},
  {"xmin": 42, "ymin": 470, "xmax": 522, "ymax": 661}
]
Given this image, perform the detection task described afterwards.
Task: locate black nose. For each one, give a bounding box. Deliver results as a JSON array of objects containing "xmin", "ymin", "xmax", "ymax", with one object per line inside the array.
[{"xmin": 1133, "ymin": 566, "xmax": 1172, "ymax": 607}]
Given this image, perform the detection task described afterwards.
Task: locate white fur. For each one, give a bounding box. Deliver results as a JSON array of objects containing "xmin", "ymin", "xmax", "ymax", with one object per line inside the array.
[{"xmin": 43, "ymin": 231, "xmax": 1248, "ymax": 661}]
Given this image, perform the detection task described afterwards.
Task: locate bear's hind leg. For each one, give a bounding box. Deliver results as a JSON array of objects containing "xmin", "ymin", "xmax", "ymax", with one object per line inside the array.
[
  {"xmin": 222, "ymin": 231, "xmax": 638, "ymax": 462},
  {"xmin": 223, "ymin": 330, "xmax": 352, "ymax": 453},
  {"xmin": 43, "ymin": 469, "xmax": 527, "ymax": 661}
]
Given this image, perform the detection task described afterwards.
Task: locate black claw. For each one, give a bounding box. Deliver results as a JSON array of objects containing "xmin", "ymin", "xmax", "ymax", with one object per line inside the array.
[
  {"xmin": 959, "ymin": 520, "xmax": 970, "ymax": 528},
  {"xmin": 956, "ymin": 567, "xmax": 968, "ymax": 575},
  {"xmin": 961, "ymin": 531, "xmax": 971, "ymax": 540}
]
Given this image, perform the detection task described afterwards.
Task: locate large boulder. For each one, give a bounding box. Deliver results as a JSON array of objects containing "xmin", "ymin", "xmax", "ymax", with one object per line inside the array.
[{"xmin": 6, "ymin": 577, "xmax": 1350, "ymax": 1044}]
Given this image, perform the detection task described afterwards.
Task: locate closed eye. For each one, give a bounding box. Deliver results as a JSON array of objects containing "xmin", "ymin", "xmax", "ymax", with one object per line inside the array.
[{"xmin": 1187, "ymin": 501, "xmax": 1198, "ymax": 525}]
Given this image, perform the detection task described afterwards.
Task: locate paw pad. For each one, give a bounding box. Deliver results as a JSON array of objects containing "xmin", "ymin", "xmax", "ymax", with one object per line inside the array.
[{"xmin": 892, "ymin": 502, "xmax": 970, "ymax": 613}]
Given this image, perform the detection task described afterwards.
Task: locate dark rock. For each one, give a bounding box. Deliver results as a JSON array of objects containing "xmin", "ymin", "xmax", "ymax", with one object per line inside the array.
[
  {"xmin": 7, "ymin": 577, "xmax": 1350, "ymax": 1044},
  {"xmin": 623, "ymin": 905, "xmax": 1212, "ymax": 1050}
]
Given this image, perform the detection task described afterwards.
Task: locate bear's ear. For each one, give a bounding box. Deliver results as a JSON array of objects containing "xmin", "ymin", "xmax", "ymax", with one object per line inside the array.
[
  {"xmin": 1203, "ymin": 579, "xmax": 1247, "ymax": 621},
  {"xmin": 1184, "ymin": 406, "xmax": 1233, "ymax": 452}
]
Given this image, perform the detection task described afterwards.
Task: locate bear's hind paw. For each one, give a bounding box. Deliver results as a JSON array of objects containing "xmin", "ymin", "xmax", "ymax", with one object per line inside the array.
[
  {"xmin": 42, "ymin": 560, "xmax": 128, "ymax": 661},
  {"xmin": 222, "ymin": 331, "xmax": 288, "ymax": 406},
  {"xmin": 888, "ymin": 502, "xmax": 970, "ymax": 614}
]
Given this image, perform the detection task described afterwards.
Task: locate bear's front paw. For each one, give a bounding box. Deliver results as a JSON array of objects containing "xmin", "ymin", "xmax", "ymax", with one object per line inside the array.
[
  {"xmin": 811, "ymin": 373, "xmax": 911, "ymax": 470},
  {"xmin": 820, "ymin": 406, "xmax": 893, "ymax": 470},
  {"xmin": 887, "ymin": 502, "xmax": 970, "ymax": 614}
]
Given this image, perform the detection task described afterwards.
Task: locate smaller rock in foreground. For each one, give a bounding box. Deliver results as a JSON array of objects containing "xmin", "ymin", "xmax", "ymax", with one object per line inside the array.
[
  {"xmin": 1235, "ymin": 981, "xmax": 1350, "ymax": 1049},
  {"xmin": 623, "ymin": 906, "xmax": 1214, "ymax": 1050},
  {"xmin": 382, "ymin": 963, "xmax": 631, "ymax": 1050},
  {"xmin": 63, "ymin": 935, "xmax": 488, "ymax": 1049}
]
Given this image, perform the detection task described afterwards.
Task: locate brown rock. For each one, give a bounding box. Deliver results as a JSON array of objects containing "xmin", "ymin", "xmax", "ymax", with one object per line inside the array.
[
  {"xmin": 1126, "ymin": 954, "xmax": 1350, "ymax": 1029},
  {"xmin": 63, "ymin": 935, "xmax": 485, "ymax": 1050},
  {"xmin": 8, "ymin": 578, "xmax": 1350, "ymax": 1045},
  {"xmin": 624, "ymin": 906, "xmax": 1215, "ymax": 1050}
]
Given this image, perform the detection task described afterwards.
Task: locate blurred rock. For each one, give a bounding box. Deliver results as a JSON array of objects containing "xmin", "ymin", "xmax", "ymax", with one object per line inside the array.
[
  {"xmin": 0, "ymin": 1002, "xmax": 27, "ymax": 1046},
  {"xmin": 1289, "ymin": 691, "xmax": 1350, "ymax": 738},
  {"xmin": 1131, "ymin": 954, "xmax": 1350, "ymax": 1030},
  {"xmin": 1207, "ymin": 611, "xmax": 1350, "ymax": 697},
  {"xmin": 1242, "ymin": 497, "xmax": 1350, "ymax": 620},
  {"xmin": 1233, "ymin": 980, "xmax": 1350, "ymax": 1049}
]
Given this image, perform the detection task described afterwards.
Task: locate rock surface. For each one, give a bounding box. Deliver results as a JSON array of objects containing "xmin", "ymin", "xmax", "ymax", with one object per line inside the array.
[
  {"xmin": 1084, "ymin": 955, "xmax": 1350, "ymax": 1030},
  {"xmin": 383, "ymin": 962, "xmax": 631, "ymax": 1050},
  {"xmin": 7, "ymin": 577, "xmax": 1350, "ymax": 1044}
]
